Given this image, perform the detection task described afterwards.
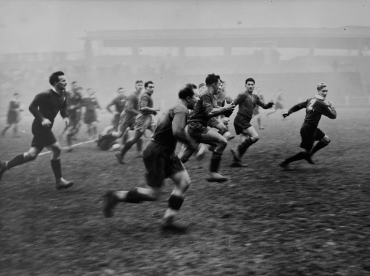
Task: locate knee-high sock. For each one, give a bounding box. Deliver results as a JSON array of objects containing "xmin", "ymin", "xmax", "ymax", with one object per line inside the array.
[
  {"xmin": 237, "ymin": 137, "xmax": 253, "ymax": 157},
  {"xmin": 310, "ymin": 141, "xmax": 328, "ymax": 155},
  {"xmin": 51, "ymin": 159, "xmax": 62, "ymax": 180},
  {"xmin": 210, "ymin": 152, "xmax": 222, "ymax": 173},
  {"xmin": 122, "ymin": 130, "xmax": 129, "ymax": 144},
  {"xmin": 7, "ymin": 154, "xmax": 27, "ymax": 169},
  {"xmin": 120, "ymin": 140, "xmax": 134, "ymax": 158},
  {"xmin": 1, "ymin": 126, "xmax": 10, "ymax": 136},
  {"xmin": 66, "ymin": 133, "xmax": 73, "ymax": 146},
  {"xmin": 136, "ymin": 138, "xmax": 143, "ymax": 152},
  {"xmin": 285, "ymin": 152, "xmax": 307, "ymax": 164}
]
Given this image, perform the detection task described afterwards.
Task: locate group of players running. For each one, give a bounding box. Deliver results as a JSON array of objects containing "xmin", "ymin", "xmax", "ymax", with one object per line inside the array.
[{"xmin": 0, "ymin": 71, "xmax": 337, "ymax": 231}]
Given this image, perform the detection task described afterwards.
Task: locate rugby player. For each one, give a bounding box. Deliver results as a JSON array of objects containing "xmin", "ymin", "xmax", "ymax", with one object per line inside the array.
[
  {"xmin": 103, "ymin": 83, "xmax": 199, "ymax": 231},
  {"xmin": 115, "ymin": 81, "xmax": 159, "ymax": 164},
  {"xmin": 1, "ymin": 92, "xmax": 23, "ymax": 138},
  {"xmin": 279, "ymin": 82, "xmax": 337, "ymax": 167},
  {"xmin": 230, "ymin": 78, "xmax": 274, "ymax": 167}
]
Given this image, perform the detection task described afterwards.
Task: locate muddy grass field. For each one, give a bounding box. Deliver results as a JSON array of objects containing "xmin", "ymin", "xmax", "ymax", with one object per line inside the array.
[{"xmin": 1, "ymin": 108, "xmax": 370, "ymax": 276}]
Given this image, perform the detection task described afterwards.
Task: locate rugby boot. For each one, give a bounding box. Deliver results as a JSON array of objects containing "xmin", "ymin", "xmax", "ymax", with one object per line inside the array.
[
  {"xmin": 161, "ymin": 216, "xmax": 189, "ymax": 233},
  {"xmin": 206, "ymin": 172, "xmax": 229, "ymax": 183},
  {"xmin": 230, "ymin": 161, "xmax": 247, "ymax": 167},
  {"xmin": 230, "ymin": 148, "xmax": 241, "ymax": 163},
  {"xmin": 0, "ymin": 161, "xmax": 8, "ymax": 181},
  {"xmin": 115, "ymin": 153, "xmax": 125, "ymax": 164},
  {"xmin": 103, "ymin": 191, "xmax": 119, "ymax": 218},
  {"xmin": 55, "ymin": 178, "xmax": 74, "ymax": 190},
  {"xmin": 303, "ymin": 152, "xmax": 315, "ymax": 164}
]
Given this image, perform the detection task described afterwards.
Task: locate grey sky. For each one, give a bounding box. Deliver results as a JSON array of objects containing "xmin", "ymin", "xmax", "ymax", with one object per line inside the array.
[{"xmin": 1, "ymin": 0, "xmax": 370, "ymax": 54}]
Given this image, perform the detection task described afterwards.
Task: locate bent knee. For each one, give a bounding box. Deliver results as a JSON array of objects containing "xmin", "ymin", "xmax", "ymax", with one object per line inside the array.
[
  {"xmin": 25, "ymin": 152, "xmax": 38, "ymax": 161},
  {"xmin": 321, "ymin": 135, "xmax": 331, "ymax": 144},
  {"xmin": 251, "ymin": 135, "xmax": 260, "ymax": 143}
]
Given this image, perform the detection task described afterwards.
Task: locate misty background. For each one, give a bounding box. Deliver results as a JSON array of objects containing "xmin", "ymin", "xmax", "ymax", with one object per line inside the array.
[{"xmin": 1, "ymin": 0, "xmax": 370, "ymax": 115}]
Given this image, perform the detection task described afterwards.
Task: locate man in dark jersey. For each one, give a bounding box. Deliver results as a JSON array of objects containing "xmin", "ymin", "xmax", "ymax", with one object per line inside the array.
[
  {"xmin": 106, "ymin": 87, "xmax": 127, "ymax": 131},
  {"xmin": 230, "ymin": 78, "xmax": 274, "ymax": 167},
  {"xmin": 279, "ymin": 82, "xmax": 337, "ymax": 167},
  {"xmin": 1, "ymin": 92, "xmax": 23, "ymax": 138},
  {"xmin": 115, "ymin": 81, "xmax": 159, "ymax": 164},
  {"xmin": 0, "ymin": 71, "xmax": 74, "ymax": 190},
  {"xmin": 179, "ymin": 74, "xmax": 235, "ymax": 182},
  {"xmin": 65, "ymin": 84, "xmax": 83, "ymax": 152},
  {"xmin": 103, "ymin": 84, "xmax": 199, "ymax": 231}
]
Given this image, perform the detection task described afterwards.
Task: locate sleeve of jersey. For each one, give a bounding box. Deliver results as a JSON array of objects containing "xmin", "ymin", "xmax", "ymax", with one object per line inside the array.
[
  {"xmin": 173, "ymin": 106, "xmax": 197, "ymax": 151},
  {"xmin": 139, "ymin": 96, "xmax": 149, "ymax": 109},
  {"xmin": 233, "ymin": 93, "xmax": 244, "ymax": 106},
  {"xmin": 288, "ymin": 100, "xmax": 308, "ymax": 114},
  {"xmin": 202, "ymin": 94, "xmax": 214, "ymax": 117},
  {"xmin": 29, "ymin": 94, "xmax": 45, "ymax": 121}
]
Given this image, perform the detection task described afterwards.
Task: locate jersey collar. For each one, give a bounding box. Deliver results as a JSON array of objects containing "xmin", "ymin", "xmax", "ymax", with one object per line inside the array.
[{"xmin": 315, "ymin": 94, "xmax": 325, "ymax": 100}]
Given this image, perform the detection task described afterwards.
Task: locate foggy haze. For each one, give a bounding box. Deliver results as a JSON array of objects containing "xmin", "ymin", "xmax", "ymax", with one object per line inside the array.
[{"xmin": 1, "ymin": 0, "xmax": 370, "ymax": 54}]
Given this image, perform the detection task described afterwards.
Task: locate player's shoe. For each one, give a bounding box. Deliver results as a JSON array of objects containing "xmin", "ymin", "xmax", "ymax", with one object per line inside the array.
[
  {"xmin": 303, "ymin": 152, "xmax": 315, "ymax": 164},
  {"xmin": 161, "ymin": 216, "xmax": 189, "ymax": 233},
  {"xmin": 0, "ymin": 161, "xmax": 8, "ymax": 181},
  {"xmin": 103, "ymin": 191, "xmax": 119, "ymax": 218},
  {"xmin": 230, "ymin": 148, "xmax": 241, "ymax": 163},
  {"xmin": 230, "ymin": 161, "xmax": 247, "ymax": 167},
  {"xmin": 279, "ymin": 160, "xmax": 289, "ymax": 168},
  {"xmin": 206, "ymin": 172, "xmax": 229, "ymax": 183},
  {"xmin": 55, "ymin": 178, "xmax": 74, "ymax": 190},
  {"xmin": 224, "ymin": 132, "xmax": 235, "ymax": 141},
  {"xmin": 115, "ymin": 153, "xmax": 125, "ymax": 164}
]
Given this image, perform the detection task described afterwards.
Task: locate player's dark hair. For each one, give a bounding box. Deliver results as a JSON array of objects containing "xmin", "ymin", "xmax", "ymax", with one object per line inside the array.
[
  {"xmin": 49, "ymin": 71, "xmax": 65, "ymax": 85},
  {"xmin": 117, "ymin": 87, "xmax": 124, "ymax": 91},
  {"xmin": 179, "ymin": 84, "xmax": 196, "ymax": 99},
  {"xmin": 135, "ymin": 80, "xmax": 143, "ymax": 84},
  {"xmin": 245, "ymin": 78, "xmax": 255, "ymax": 84},
  {"xmin": 145, "ymin": 81, "xmax": 154, "ymax": 88},
  {"xmin": 205, "ymin": 74, "xmax": 220, "ymax": 86}
]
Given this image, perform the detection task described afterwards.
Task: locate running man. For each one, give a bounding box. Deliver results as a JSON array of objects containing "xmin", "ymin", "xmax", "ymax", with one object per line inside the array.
[
  {"xmin": 115, "ymin": 81, "xmax": 159, "ymax": 164},
  {"xmin": 279, "ymin": 82, "xmax": 337, "ymax": 168},
  {"xmin": 179, "ymin": 74, "xmax": 235, "ymax": 182},
  {"xmin": 230, "ymin": 78, "xmax": 274, "ymax": 167},
  {"xmin": 0, "ymin": 71, "xmax": 74, "ymax": 189},
  {"xmin": 103, "ymin": 83, "xmax": 199, "ymax": 231},
  {"xmin": 1, "ymin": 92, "xmax": 23, "ymax": 138},
  {"xmin": 82, "ymin": 88, "xmax": 101, "ymax": 140},
  {"xmin": 65, "ymin": 84, "xmax": 83, "ymax": 151},
  {"xmin": 267, "ymin": 89, "xmax": 284, "ymax": 117},
  {"xmin": 97, "ymin": 80, "xmax": 144, "ymax": 151},
  {"xmin": 106, "ymin": 87, "xmax": 127, "ymax": 131}
]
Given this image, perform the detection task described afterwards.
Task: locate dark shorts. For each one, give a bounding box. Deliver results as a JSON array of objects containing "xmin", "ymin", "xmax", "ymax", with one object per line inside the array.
[
  {"xmin": 300, "ymin": 124, "xmax": 325, "ymax": 151},
  {"xmin": 143, "ymin": 141, "xmax": 185, "ymax": 188},
  {"xmin": 234, "ymin": 114, "xmax": 252, "ymax": 135},
  {"xmin": 188, "ymin": 122, "xmax": 209, "ymax": 140},
  {"xmin": 84, "ymin": 110, "xmax": 97, "ymax": 124},
  {"xmin": 7, "ymin": 110, "xmax": 19, "ymax": 125},
  {"xmin": 207, "ymin": 117, "xmax": 220, "ymax": 128},
  {"xmin": 31, "ymin": 125, "xmax": 57, "ymax": 150}
]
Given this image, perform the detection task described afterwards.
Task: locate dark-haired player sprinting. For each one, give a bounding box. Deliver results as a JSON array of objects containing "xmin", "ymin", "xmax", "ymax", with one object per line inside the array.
[
  {"xmin": 0, "ymin": 71, "xmax": 74, "ymax": 189},
  {"xmin": 103, "ymin": 84, "xmax": 199, "ymax": 231},
  {"xmin": 279, "ymin": 82, "xmax": 337, "ymax": 168},
  {"xmin": 230, "ymin": 78, "xmax": 274, "ymax": 167}
]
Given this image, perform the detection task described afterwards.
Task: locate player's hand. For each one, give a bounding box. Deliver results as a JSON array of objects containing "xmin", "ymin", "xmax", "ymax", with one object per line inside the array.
[
  {"xmin": 63, "ymin": 117, "xmax": 69, "ymax": 127},
  {"xmin": 327, "ymin": 101, "xmax": 333, "ymax": 107},
  {"xmin": 224, "ymin": 102, "xmax": 235, "ymax": 111},
  {"xmin": 282, "ymin": 112, "xmax": 290, "ymax": 118},
  {"xmin": 42, "ymin": 118, "xmax": 52, "ymax": 127},
  {"xmin": 268, "ymin": 101, "xmax": 274, "ymax": 108}
]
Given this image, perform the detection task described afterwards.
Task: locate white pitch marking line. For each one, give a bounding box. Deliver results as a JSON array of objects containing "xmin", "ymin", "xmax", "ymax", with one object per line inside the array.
[{"xmin": 38, "ymin": 139, "xmax": 96, "ymax": 156}]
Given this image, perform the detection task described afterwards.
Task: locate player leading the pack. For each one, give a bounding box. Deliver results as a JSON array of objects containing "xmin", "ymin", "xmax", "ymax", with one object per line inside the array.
[{"xmin": 279, "ymin": 82, "xmax": 337, "ymax": 168}]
